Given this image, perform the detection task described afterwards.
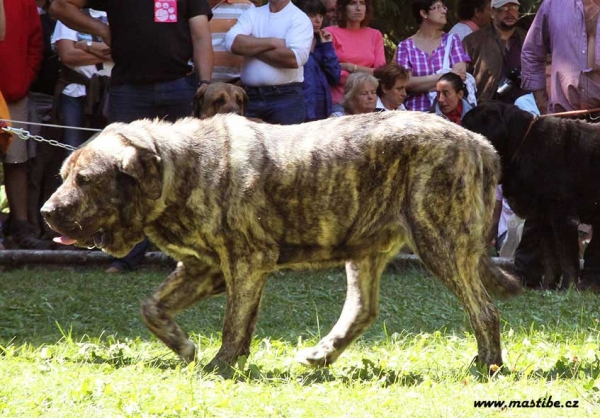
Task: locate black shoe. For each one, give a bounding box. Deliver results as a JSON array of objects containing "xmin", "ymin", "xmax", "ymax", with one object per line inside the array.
[{"xmin": 8, "ymin": 220, "xmax": 63, "ymax": 250}]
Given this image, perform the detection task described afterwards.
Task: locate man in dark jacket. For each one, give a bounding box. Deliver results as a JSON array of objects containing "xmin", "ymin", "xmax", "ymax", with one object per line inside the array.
[{"xmin": 462, "ymin": 0, "xmax": 527, "ymax": 103}]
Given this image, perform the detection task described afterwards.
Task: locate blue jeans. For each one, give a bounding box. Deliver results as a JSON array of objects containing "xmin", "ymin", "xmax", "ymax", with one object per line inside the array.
[
  {"xmin": 107, "ymin": 74, "xmax": 197, "ymax": 270},
  {"xmin": 60, "ymin": 94, "xmax": 91, "ymax": 148},
  {"xmin": 245, "ymin": 83, "xmax": 306, "ymax": 125},
  {"xmin": 109, "ymin": 74, "xmax": 198, "ymax": 123}
]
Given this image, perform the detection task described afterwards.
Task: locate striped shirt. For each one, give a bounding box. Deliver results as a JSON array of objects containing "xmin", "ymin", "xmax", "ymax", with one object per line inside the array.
[
  {"xmin": 396, "ymin": 32, "xmax": 470, "ymax": 112},
  {"xmin": 210, "ymin": 0, "xmax": 254, "ymax": 82}
]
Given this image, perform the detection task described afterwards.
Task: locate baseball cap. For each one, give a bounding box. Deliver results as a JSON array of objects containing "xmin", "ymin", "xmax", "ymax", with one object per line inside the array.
[{"xmin": 491, "ymin": 0, "xmax": 520, "ymax": 8}]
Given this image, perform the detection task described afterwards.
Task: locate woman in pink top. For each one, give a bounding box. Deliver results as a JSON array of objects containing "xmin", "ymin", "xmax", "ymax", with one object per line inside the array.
[
  {"xmin": 325, "ymin": 0, "xmax": 386, "ymax": 110},
  {"xmin": 396, "ymin": 0, "xmax": 470, "ymax": 112}
]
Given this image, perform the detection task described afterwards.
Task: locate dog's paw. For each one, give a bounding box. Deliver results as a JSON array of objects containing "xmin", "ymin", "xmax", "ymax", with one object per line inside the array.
[
  {"xmin": 178, "ymin": 341, "xmax": 197, "ymax": 364},
  {"xmin": 295, "ymin": 345, "xmax": 336, "ymax": 367},
  {"xmin": 203, "ymin": 358, "xmax": 235, "ymax": 378}
]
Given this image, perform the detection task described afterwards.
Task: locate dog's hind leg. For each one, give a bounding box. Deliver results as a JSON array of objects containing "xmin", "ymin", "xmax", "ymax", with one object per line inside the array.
[
  {"xmin": 418, "ymin": 244, "xmax": 505, "ymax": 370},
  {"xmin": 140, "ymin": 260, "xmax": 226, "ymax": 363},
  {"xmin": 295, "ymin": 251, "xmax": 394, "ymax": 367}
]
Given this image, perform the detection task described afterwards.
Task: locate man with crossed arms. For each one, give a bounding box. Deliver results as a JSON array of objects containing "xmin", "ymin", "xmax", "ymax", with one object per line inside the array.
[{"xmin": 225, "ymin": 0, "xmax": 312, "ymax": 124}]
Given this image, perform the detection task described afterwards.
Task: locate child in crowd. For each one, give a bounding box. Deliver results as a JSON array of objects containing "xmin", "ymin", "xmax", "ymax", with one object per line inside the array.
[{"xmin": 297, "ymin": 0, "xmax": 341, "ymax": 121}]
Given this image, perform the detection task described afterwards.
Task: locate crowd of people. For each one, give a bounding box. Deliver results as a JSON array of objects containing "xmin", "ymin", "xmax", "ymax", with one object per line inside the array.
[{"xmin": 0, "ymin": 0, "xmax": 599, "ymax": 289}]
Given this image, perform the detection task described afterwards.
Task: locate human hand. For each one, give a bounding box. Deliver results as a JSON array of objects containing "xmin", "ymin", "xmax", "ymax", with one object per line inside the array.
[
  {"xmin": 99, "ymin": 25, "xmax": 111, "ymax": 47},
  {"xmin": 318, "ymin": 29, "xmax": 332, "ymax": 43}
]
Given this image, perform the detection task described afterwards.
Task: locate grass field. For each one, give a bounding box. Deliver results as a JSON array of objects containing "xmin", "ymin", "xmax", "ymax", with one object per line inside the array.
[{"xmin": 1, "ymin": 264, "xmax": 599, "ymax": 417}]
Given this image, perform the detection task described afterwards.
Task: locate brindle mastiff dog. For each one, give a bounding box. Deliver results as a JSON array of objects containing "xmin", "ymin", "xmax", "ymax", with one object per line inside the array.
[
  {"xmin": 193, "ymin": 82, "xmax": 248, "ymax": 119},
  {"xmin": 41, "ymin": 112, "xmax": 521, "ymax": 372}
]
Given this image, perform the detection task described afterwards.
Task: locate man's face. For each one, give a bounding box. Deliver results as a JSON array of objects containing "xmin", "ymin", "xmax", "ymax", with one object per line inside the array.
[
  {"xmin": 492, "ymin": 3, "xmax": 520, "ymax": 30},
  {"xmin": 323, "ymin": 0, "xmax": 337, "ymax": 26}
]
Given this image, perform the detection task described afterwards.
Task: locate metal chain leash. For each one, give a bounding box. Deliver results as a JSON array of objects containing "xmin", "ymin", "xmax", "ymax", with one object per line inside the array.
[
  {"xmin": 0, "ymin": 119, "xmax": 103, "ymax": 152},
  {"xmin": 2, "ymin": 126, "xmax": 78, "ymax": 151}
]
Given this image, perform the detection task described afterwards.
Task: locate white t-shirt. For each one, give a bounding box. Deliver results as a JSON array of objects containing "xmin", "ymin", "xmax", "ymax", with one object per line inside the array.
[
  {"xmin": 224, "ymin": 2, "xmax": 312, "ymax": 86},
  {"xmin": 376, "ymin": 96, "xmax": 406, "ymax": 111},
  {"xmin": 52, "ymin": 9, "xmax": 113, "ymax": 97},
  {"xmin": 449, "ymin": 22, "xmax": 475, "ymax": 41}
]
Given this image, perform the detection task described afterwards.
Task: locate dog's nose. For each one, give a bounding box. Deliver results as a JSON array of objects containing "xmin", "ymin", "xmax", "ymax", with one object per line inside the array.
[{"xmin": 40, "ymin": 202, "xmax": 58, "ymax": 223}]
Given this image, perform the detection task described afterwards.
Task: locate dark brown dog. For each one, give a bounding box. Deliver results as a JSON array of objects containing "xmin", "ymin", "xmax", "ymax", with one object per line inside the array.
[
  {"xmin": 194, "ymin": 82, "xmax": 248, "ymax": 118},
  {"xmin": 41, "ymin": 112, "xmax": 521, "ymax": 374},
  {"xmin": 463, "ymin": 101, "xmax": 600, "ymax": 290}
]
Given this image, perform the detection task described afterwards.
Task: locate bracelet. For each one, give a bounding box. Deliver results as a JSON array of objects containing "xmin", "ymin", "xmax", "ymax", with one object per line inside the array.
[{"xmin": 198, "ymin": 80, "xmax": 211, "ymax": 86}]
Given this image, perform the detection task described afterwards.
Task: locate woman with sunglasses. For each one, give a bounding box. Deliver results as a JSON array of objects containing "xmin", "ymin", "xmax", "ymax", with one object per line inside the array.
[{"xmin": 396, "ymin": 0, "xmax": 470, "ymax": 112}]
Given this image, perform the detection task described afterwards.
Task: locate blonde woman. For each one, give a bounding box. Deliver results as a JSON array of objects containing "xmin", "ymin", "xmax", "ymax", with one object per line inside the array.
[{"xmin": 330, "ymin": 72, "xmax": 378, "ymax": 116}]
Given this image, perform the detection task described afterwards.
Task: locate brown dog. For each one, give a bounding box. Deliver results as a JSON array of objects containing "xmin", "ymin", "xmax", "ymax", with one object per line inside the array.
[
  {"xmin": 194, "ymin": 82, "xmax": 248, "ymax": 119},
  {"xmin": 41, "ymin": 112, "xmax": 521, "ymax": 374}
]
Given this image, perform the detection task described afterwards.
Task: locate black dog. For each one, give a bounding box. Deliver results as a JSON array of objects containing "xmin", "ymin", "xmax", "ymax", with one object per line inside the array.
[{"xmin": 462, "ymin": 101, "xmax": 600, "ymax": 290}]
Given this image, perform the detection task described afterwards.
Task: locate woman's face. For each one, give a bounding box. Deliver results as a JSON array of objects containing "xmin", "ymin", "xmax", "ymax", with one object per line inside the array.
[
  {"xmin": 436, "ymin": 80, "xmax": 463, "ymax": 114},
  {"xmin": 424, "ymin": 1, "xmax": 447, "ymax": 26},
  {"xmin": 381, "ymin": 77, "xmax": 408, "ymax": 109},
  {"xmin": 350, "ymin": 81, "xmax": 378, "ymax": 114},
  {"xmin": 308, "ymin": 13, "xmax": 324, "ymax": 33},
  {"xmin": 345, "ymin": 0, "xmax": 366, "ymax": 24}
]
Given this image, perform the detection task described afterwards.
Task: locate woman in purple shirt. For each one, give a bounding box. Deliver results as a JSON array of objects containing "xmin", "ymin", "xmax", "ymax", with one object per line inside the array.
[{"xmin": 396, "ymin": 0, "xmax": 470, "ymax": 111}]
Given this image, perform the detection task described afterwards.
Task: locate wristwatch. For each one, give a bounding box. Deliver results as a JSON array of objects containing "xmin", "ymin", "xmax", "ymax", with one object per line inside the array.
[{"xmin": 86, "ymin": 41, "xmax": 92, "ymax": 52}]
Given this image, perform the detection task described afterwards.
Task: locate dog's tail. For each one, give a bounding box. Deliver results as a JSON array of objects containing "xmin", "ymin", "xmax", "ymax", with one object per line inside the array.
[{"xmin": 478, "ymin": 256, "xmax": 523, "ymax": 298}]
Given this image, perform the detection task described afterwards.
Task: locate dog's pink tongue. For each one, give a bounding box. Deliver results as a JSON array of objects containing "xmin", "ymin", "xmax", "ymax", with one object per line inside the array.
[{"xmin": 53, "ymin": 236, "xmax": 77, "ymax": 246}]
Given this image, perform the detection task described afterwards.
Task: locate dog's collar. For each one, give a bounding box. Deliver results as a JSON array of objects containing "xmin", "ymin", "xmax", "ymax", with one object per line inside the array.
[{"xmin": 510, "ymin": 115, "xmax": 538, "ymax": 164}]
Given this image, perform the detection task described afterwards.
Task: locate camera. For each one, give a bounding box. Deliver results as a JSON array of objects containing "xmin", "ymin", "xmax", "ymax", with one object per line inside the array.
[{"xmin": 496, "ymin": 68, "xmax": 522, "ymax": 99}]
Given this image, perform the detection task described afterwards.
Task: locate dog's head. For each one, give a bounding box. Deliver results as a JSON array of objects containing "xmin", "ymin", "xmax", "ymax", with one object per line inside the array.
[
  {"xmin": 462, "ymin": 101, "xmax": 535, "ymax": 161},
  {"xmin": 41, "ymin": 122, "xmax": 163, "ymax": 257},
  {"xmin": 194, "ymin": 82, "xmax": 248, "ymax": 119}
]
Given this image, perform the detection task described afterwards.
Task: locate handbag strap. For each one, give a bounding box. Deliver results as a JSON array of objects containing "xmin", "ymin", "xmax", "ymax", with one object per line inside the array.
[{"xmin": 442, "ymin": 34, "xmax": 452, "ymax": 69}]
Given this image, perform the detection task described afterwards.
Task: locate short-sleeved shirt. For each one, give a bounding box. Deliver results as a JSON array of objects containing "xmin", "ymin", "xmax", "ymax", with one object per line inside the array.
[
  {"xmin": 88, "ymin": 0, "xmax": 211, "ymax": 85},
  {"xmin": 326, "ymin": 26, "xmax": 386, "ymax": 105},
  {"xmin": 224, "ymin": 2, "xmax": 312, "ymax": 86},
  {"xmin": 397, "ymin": 33, "xmax": 470, "ymax": 111}
]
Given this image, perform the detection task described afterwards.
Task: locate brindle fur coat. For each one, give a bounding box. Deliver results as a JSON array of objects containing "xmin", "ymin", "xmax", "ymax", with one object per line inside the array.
[{"xmin": 41, "ymin": 111, "xmax": 521, "ymax": 372}]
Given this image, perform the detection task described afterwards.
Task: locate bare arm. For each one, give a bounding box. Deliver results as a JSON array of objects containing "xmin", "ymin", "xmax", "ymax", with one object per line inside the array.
[
  {"xmin": 340, "ymin": 62, "xmax": 375, "ymax": 75},
  {"xmin": 50, "ymin": 0, "xmax": 111, "ymax": 45},
  {"xmin": 451, "ymin": 62, "xmax": 467, "ymax": 80},
  {"xmin": 189, "ymin": 15, "xmax": 213, "ymax": 82},
  {"xmin": 406, "ymin": 73, "xmax": 441, "ymax": 93},
  {"xmin": 255, "ymin": 46, "xmax": 299, "ymax": 69},
  {"xmin": 57, "ymin": 39, "xmax": 110, "ymax": 67},
  {"xmin": 0, "ymin": 0, "xmax": 5, "ymax": 41},
  {"xmin": 230, "ymin": 34, "xmax": 281, "ymax": 57}
]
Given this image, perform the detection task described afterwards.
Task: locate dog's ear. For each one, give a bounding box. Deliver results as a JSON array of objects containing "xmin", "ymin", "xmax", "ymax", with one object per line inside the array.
[
  {"xmin": 120, "ymin": 146, "xmax": 163, "ymax": 200},
  {"xmin": 193, "ymin": 88, "xmax": 206, "ymax": 118},
  {"xmin": 241, "ymin": 89, "xmax": 248, "ymax": 116}
]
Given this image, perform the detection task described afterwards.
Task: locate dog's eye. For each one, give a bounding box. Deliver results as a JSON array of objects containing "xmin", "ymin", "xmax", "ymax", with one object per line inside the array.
[
  {"xmin": 76, "ymin": 173, "xmax": 91, "ymax": 185},
  {"xmin": 214, "ymin": 98, "xmax": 225, "ymax": 107}
]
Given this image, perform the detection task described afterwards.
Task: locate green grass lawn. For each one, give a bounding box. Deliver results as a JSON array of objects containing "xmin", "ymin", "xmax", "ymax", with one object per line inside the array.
[{"xmin": 1, "ymin": 264, "xmax": 599, "ymax": 417}]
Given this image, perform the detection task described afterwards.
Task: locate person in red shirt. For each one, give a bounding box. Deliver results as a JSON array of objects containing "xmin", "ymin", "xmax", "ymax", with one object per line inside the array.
[
  {"xmin": 430, "ymin": 72, "xmax": 473, "ymax": 125},
  {"xmin": 0, "ymin": 0, "xmax": 53, "ymax": 249}
]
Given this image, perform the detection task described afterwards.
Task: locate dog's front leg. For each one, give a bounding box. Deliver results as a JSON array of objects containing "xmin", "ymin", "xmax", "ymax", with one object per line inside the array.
[
  {"xmin": 141, "ymin": 260, "xmax": 226, "ymax": 363},
  {"xmin": 552, "ymin": 217, "xmax": 580, "ymax": 289},
  {"xmin": 209, "ymin": 261, "xmax": 268, "ymax": 372},
  {"xmin": 296, "ymin": 253, "xmax": 391, "ymax": 367}
]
